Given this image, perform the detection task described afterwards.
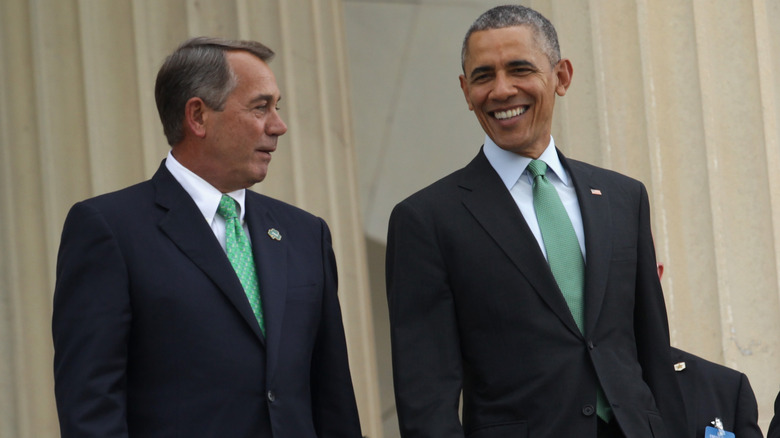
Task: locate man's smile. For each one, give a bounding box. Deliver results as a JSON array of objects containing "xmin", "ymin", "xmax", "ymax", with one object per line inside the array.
[{"xmin": 491, "ymin": 105, "xmax": 529, "ymax": 120}]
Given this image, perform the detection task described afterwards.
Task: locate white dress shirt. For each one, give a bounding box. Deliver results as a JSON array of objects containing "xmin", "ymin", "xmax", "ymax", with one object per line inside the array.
[
  {"xmin": 165, "ymin": 151, "xmax": 250, "ymax": 252},
  {"xmin": 483, "ymin": 135, "xmax": 586, "ymax": 262}
]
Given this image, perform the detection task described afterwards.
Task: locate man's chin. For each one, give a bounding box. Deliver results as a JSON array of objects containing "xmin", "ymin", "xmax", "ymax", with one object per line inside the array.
[
  {"xmin": 252, "ymin": 169, "xmax": 269, "ymax": 185},
  {"xmin": 494, "ymin": 138, "xmax": 545, "ymax": 159}
]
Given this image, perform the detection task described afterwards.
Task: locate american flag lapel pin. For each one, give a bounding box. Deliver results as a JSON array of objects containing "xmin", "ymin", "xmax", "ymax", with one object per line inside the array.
[{"xmin": 591, "ymin": 188, "xmax": 602, "ymax": 196}]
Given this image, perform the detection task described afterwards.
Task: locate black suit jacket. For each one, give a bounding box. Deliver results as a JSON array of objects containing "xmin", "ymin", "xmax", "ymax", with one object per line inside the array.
[
  {"xmin": 671, "ymin": 348, "xmax": 762, "ymax": 438},
  {"xmin": 768, "ymin": 390, "xmax": 780, "ymax": 438},
  {"xmin": 52, "ymin": 162, "xmax": 361, "ymax": 438},
  {"xmin": 386, "ymin": 148, "xmax": 687, "ymax": 437}
]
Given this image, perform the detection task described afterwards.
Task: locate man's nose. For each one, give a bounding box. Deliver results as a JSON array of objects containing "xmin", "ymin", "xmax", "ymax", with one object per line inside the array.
[
  {"xmin": 491, "ymin": 72, "xmax": 516, "ymax": 100},
  {"xmin": 267, "ymin": 109, "xmax": 287, "ymax": 136}
]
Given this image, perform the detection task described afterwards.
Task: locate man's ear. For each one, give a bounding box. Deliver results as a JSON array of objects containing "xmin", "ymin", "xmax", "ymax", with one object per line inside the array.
[
  {"xmin": 184, "ymin": 97, "xmax": 208, "ymax": 138},
  {"xmin": 555, "ymin": 58, "xmax": 573, "ymax": 97},
  {"xmin": 459, "ymin": 74, "xmax": 475, "ymax": 111}
]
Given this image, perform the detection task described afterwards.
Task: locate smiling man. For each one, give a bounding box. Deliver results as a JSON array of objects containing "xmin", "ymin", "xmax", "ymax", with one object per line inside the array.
[
  {"xmin": 52, "ymin": 37, "xmax": 362, "ymax": 438},
  {"xmin": 386, "ymin": 6, "xmax": 686, "ymax": 438}
]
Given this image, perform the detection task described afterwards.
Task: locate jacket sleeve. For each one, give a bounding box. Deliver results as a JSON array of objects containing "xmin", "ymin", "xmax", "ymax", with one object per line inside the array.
[
  {"xmin": 769, "ymin": 389, "xmax": 780, "ymax": 438},
  {"xmin": 52, "ymin": 202, "xmax": 131, "ymax": 438},
  {"xmin": 386, "ymin": 199, "xmax": 465, "ymax": 438},
  {"xmin": 632, "ymin": 184, "xmax": 689, "ymax": 438},
  {"xmin": 310, "ymin": 218, "xmax": 363, "ymax": 437},
  {"xmin": 733, "ymin": 373, "xmax": 763, "ymax": 438}
]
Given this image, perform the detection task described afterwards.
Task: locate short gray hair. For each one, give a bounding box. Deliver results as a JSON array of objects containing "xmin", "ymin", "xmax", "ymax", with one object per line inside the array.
[
  {"xmin": 154, "ymin": 37, "xmax": 275, "ymax": 146},
  {"xmin": 461, "ymin": 5, "xmax": 561, "ymax": 72}
]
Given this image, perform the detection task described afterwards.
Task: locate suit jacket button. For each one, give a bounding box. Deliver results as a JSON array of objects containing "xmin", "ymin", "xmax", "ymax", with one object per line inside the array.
[
  {"xmin": 582, "ymin": 404, "xmax": 595, "ymax": 416},
  {"xmin": 588, "ymin": 341, "xmax": 595, "ymax": 350},
  {"xmin": 267, "ymin": 390, "xmax": 276, "ymax": 403}
]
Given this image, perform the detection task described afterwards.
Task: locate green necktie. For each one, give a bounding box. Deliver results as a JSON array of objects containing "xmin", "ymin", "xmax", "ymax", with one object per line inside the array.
[
  {"xmin": 217, "ymin": 194, "xmax": 265, "ymax": 336},
  {"xmin": 528, "ymin": 159, "xmax": 585, "ymax": 330},
  {"xmin": 527, "ymin": 160, "xmax": 611, "ymax": 422}
]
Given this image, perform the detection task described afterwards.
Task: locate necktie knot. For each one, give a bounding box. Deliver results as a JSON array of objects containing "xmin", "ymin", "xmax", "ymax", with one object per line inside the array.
[
  {"xmin": 217, "ymin": 194, "xmax": 239, "ymax": 220},
  {"xmin": 527, "ymin": 159, "xmax": 548, "ymax": 178}
]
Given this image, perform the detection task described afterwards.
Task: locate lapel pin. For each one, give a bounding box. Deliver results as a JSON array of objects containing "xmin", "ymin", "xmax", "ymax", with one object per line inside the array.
[
  {"xmin": 673, "ymin": 361, "xmax": 686, "ymax": 371},
  {"xmin": 267, "ymin": 228, "xmax": 282, "ymax": 241},
  {"xmin": 590, "ymin": 188, "xmax": 602, "ymax": 196}
]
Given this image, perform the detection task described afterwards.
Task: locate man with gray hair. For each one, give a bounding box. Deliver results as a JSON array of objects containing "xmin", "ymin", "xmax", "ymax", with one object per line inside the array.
[
  {"xmin": 386, "ymin": 5, "xmax": 687, "ymax": 437},
  {"xmin": 52, "ymin": 37, "xmax": 362, "ymax": 437}
]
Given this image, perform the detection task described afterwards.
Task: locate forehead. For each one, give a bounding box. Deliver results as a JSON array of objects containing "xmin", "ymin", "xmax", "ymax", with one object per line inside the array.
[
  {"xmin": 464, "ymin": 25, "xmax": 545, "ymax": 68},
  {"xmin": 226, "ymin": 50, "xmax": 279, "ymax": 94}
]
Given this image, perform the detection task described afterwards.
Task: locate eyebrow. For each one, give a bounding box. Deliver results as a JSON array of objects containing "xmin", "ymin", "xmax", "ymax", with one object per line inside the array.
[
  {"xmin": 507, "ymin": 60, "xmax": 536, "ymax": 69},
  {"xmin": 248, "ymin": 94, "xmax": 281, "ymax": 105},
  {"xmin": 468, "ymin": 59, "xmax": 537, "ymax": 78},
  {"xmin": 468, "ymin": 65, "xmax": 494, "ymax": 78}
]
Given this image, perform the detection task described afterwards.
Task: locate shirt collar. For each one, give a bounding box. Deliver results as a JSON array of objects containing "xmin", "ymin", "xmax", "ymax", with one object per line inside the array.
[
  {"xmin": 483, "ymin": 135, "xmax": 570, "ymax": 189},
  {"xmin": 165, "ymin": 151, "xmax": 247, "ymax": 224}
]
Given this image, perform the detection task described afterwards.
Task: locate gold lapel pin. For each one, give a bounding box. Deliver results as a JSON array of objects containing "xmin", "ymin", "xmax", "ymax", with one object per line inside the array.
[
  {"xmin": 673, "ymin": 362, "xmax": 686, "ymax": 371},
  {"xmin": 267, "ymin": 228, "xmax": 282, "ymax": 241}
]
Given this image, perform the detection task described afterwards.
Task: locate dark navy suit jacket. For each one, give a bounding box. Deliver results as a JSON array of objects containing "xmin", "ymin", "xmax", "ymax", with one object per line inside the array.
[
  {"xmin": 52, "ymin": 162, "xmax": 361, "ymax": 437},
  {"xmin": 671, "ymin": 348, "xmax": 762, "ymax": 438}
]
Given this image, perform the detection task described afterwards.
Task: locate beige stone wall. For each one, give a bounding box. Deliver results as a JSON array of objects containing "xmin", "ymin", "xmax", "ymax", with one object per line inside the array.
[{"xmin": 2, "ymin": 0, "xmax": 780, "ymax": 436}]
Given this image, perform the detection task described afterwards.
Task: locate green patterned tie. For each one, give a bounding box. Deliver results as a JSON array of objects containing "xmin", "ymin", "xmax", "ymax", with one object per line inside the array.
[
  {"xmin": 527, "ymin": 160, "xmax": 611, "ymax": 422},
  {"xmin": 527, "ymin": 160, "xmax": 585, "ymax": 330},
  {"xmin": 217, "ymin": 195, "xmax": 265, "ymax": 336}
]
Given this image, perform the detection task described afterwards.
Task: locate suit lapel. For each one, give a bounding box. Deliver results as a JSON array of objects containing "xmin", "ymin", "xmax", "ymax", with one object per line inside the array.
[
  {"xmin": 672, "ymin": 349, "xmax": 698, "ymax": 438},
  {"xmin": 244, "ymin": 193, "xmax": 287, "ymax": 380},
  {"xmin": 564, "ymin": 157, "xmax": 612, "ymax": 337},
  {"xmin": 459, "ymin": 150, "xmax": 582, "ymax": 337},
  {"xmin": 152, "ymin": 164, "xmax": 267, "ymax": 344}
]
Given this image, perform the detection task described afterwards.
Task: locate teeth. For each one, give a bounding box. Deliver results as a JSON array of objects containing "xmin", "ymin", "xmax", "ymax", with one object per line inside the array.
[{"xmin": 494, "ymin": 107, "xmax": 527, "ymax": 120}]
